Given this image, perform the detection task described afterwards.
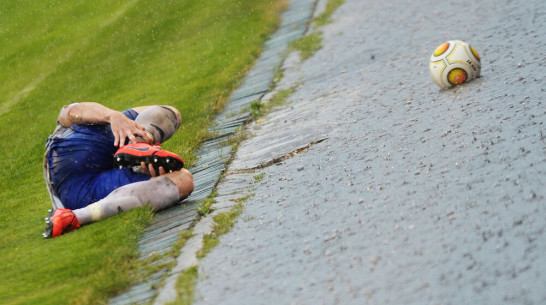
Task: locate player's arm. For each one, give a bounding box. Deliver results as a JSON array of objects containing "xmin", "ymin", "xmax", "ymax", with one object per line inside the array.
[
  {"xmin": 58, "ymin": 102, "xmax": 119, "ymax": 126},
  {"xmin": 59, "ymin": 103, "xmax": 153, "ymax": 125},
  {"xmin": 58, "ymin": 102, "xmax": 150, "ymax": 147}
]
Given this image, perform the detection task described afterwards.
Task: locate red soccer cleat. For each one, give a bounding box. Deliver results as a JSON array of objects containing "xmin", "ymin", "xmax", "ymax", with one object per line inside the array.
[
  {"xmin": 113, "ymin": 143, "xmax": 184, "ymax": 173},
  {"xmin": 43, "ymin": 209, "xmax": 81, "ymax": 238}
]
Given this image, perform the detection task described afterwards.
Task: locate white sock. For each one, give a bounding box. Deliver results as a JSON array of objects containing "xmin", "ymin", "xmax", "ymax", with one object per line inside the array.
[{"xmin": 74, "ymin": 176, "xmax": 180, "ymax": 225}]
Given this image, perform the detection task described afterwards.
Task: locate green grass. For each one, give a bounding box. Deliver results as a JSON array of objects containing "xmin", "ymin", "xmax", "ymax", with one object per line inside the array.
[
  {"xmin": 290, "ymin": 0, "xmax": 345, "ymax": 60},
  {"xmin": 250, "ymin": 86, "xmax": 298, "ymax": 118},
  {"xmin": 290, "ymin": 31, "xmax": 323, "ymax": 60},
  {"xmin": 196, "ymin": 202, "xmax": 245, "ymax": 259},
  {"xmin": 314, "ymin": 0, "xmax": 345, "ymax": 26},
  {"xmin": 169, "ymin": 266, "xmax": 198, "ymax": 305},
  {"xmin": 170, "ymin": 202, "xmax": 245, "ymax": 304},
  {"xmin": 196, "ymin": 189, "xmax": 218, "ymax": 217},
  {"xmin": 0, "ymin": 0, "xmax": 284, "ymax": 304},
  {"xmin": 253, "ymin": 172, "xmax": 266, "ymax": 182}
]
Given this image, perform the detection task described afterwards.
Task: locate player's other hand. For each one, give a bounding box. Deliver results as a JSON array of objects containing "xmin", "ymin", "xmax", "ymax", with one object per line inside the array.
[
  {"xmin": 110, "ymin": 112, "xmax": 151, "ymax": 147},
  {"xmin": 140, "ymin": 162, "xmax": 166, "ymax": 177}
]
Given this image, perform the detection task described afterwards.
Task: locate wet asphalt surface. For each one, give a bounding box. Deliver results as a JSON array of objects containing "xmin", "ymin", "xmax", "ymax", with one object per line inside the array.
[{"xmin": 191, "ymin": 0, "xmax": 546, "ymax": 304}]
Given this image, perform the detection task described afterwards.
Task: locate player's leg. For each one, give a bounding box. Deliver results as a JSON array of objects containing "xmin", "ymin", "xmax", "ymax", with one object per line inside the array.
[
  {"xmin": 76, "ymin": 169, "xmax": 193, "ymax": 224},
  {"xmin": 135, "ymin": 105, "xmax": 181, "ymax": 144},
  {"xmin": 44, "ymin": 169, "xmax": 193, "ymax": 238},
  {"xmin": 162, "ymin": 168, "xmax": 194, "ymax": 199}
]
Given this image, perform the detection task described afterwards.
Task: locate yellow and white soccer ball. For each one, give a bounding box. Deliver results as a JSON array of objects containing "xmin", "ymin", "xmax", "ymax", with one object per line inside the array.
[{"xmin": 429, "ymin": 40, "xmax": 481, "ymax": 89}]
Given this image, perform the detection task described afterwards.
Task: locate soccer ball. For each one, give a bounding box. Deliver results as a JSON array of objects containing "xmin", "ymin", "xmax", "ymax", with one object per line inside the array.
[{"xmin": 429, "ymin": 40, "xmax": 481, "ymax": 89}]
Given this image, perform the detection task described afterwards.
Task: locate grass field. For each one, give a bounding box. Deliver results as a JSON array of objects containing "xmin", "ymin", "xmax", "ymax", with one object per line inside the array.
[{"xmin": 0, "ymin": 0, "xmax": 284, "ymax": 304}]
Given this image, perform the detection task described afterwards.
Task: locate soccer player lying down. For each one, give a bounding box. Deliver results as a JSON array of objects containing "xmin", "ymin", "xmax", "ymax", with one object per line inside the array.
[{"xmin": 42, "ymin": 102, "xmax": 194, "ymax": 238}]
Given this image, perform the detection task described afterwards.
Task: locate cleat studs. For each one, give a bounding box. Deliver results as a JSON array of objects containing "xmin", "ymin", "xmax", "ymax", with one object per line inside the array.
[
  {"xmin": 48, "ymin": 209, "xmax": 52, "ymax": 213},
  {"xmin": 169, "ymin": 170, "xmax": 173, "ymax": 173},
  {"xmin": 44, "ymin": 217, "xmax": 49, "ymax": 221},
  {"xmin": 119, "ymin": 165, "xmax": 124, "ymax": 169},
  {"xmin": 117, "ymin": 157, "xmax": 121, "ymax": 162},
  {"xmin": 154, "ymin": 158, "xmax": 158, "ymax": 163},
  {"xmin": 166, "ymin": 158, "xmax": 170, "ymax": 163}
]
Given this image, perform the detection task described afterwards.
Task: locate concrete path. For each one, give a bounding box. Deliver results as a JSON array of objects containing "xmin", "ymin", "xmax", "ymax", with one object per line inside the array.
[{"xmin": 192, "ymin": 0, "xmax": 545, "ymax": 304}]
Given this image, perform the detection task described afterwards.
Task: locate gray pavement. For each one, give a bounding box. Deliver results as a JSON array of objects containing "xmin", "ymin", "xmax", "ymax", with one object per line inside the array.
[{"xmin": 191, "ymin": 0, "xmax": 546, "ymax": 304}]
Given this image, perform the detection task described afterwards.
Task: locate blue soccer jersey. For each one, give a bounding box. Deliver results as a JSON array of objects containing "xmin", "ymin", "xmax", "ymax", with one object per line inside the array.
[{"xmin": 44, "ymin": 109, "xmax": 150, "ymax": 209}]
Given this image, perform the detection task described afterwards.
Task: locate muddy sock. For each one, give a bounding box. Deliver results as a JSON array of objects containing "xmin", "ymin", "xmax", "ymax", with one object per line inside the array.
[{"xmin": 74, "ymin": 176, "xmax": 180, "ymax": 225}]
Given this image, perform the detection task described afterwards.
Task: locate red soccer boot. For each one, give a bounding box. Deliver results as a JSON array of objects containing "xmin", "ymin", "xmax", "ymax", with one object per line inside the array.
[
  {"xmin": 43, "ymin": 209, "xmax": 81, "ymax": 238},
  {"xmin": 113, "ymin": 143, "xmax": 184, "ymax": 173}
]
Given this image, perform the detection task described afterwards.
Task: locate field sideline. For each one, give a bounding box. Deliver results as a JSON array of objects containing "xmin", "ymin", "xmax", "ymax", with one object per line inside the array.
[{"xmin": 0, "ymin": 1, "xmax": 284, "ymax": 304}]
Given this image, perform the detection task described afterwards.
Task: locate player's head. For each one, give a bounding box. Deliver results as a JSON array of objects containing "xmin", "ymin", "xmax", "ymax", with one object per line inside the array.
[{"xmin": 135, "ymin": 105, "xmax": 181, "ymax": 144}]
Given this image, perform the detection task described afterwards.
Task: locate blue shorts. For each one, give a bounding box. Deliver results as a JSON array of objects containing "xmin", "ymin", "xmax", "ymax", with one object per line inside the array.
[
  {"xmin": 51, "ymin": 163, "xmax": 150, "ymax": 210},
  {"xmin": 45, "ymin": 108, "xmax": 150, "ymax": 210}
]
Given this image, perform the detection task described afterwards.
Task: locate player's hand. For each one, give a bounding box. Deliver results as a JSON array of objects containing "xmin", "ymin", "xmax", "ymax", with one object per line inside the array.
[
  {"xmin": 140, "ymin": 162, "xmax": 166, "ymax": 177},
  {"xmin": 110, "ymin": 112, "xmax": 150, "ymax": 147}
]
